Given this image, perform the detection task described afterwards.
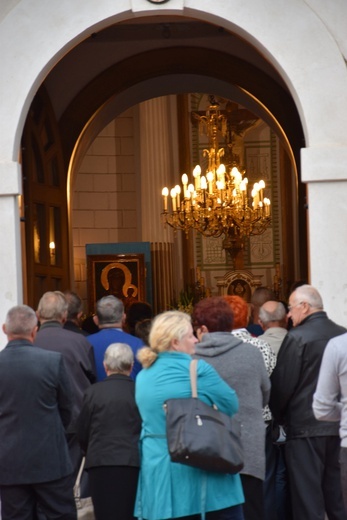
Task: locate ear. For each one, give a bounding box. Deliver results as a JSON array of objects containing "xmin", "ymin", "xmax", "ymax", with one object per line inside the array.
[
  {"xmin": 196, "ymin": 324, "xmax": 208, "ymax": 341},
  {"xmin": 31, "ymin": 326, "xmax": 38, "ymax": 342},
  {"xmin": 2, "ymin": 323, "xmax": 6, "ymax": 335},
  {"xmin": 170, "ymin": 337, "xmax": 178, "ymax": 350},
  {"xmin": 93, "ymin": 314, "xmax": 99, "ymax": 326}
]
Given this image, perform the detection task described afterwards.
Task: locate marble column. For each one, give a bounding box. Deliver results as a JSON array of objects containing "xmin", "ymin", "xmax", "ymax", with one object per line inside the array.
[
  {"xmin": 138, "ymin": 96, "xmax": 178, "ymax": 243},
  {"xmin": 138, "ymin": 96, "xmax": 184, "ymax": 309}
]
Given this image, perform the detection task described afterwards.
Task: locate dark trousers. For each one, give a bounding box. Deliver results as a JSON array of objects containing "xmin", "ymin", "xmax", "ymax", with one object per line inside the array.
[
  {"xmin": 0, "ymin": 474, "xmax": 76, "ymax": 520},
  {"xmin": 264, "ymin": 424, "xmax": 291, "ymax": 520},
  {"xmin": 88, "ymin": 465, "xmax": 139, "ymax": 520},
  {"xmin": 240, "ymin": 474, "xmax": 264, "ymax": 520},
  {"xmin": 285, "ymin": 436, "xmax": 347, "ymax": 520},
  {"xmin": 275, "ymin": 446, "xmax": 291, "ymax": 519},
  {"xmin": 340, "ymin": 447, "xmax": 347, "ymax": 513}
]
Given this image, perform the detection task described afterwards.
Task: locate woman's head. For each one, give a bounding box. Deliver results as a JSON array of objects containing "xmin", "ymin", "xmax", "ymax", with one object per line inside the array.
[
  {"xmin": 223, "ymin": 295, "xmax": 249, "ymax": 329},
  {"xmin": 137, "ymin": 310, "xmax": 195, "ymax": 368},
  {"xmin": 192, "ymin": 297, "xmax": 234, "ymax": 333}
]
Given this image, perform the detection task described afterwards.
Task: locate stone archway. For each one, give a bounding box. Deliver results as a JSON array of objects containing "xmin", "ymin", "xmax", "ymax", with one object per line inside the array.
[{"xmin": 1, "ymin": 1, "xmax": 347, "ymax": 344}]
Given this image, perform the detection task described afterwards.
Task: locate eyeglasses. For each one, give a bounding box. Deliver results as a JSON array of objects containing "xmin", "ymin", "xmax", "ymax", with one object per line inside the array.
[{"xmin": 288, "ymin": 301, "xmax": 305, "ymax": 312}]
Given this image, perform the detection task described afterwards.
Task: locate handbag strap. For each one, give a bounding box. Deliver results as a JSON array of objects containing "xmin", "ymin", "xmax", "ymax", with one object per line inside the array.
[
  {"xmin": 189, "ymin": 359, "xmax": 198, "ymax": 398},
  {"xmin": 74, "ymin": 456, "xmax": 86, "ymax": 497}
]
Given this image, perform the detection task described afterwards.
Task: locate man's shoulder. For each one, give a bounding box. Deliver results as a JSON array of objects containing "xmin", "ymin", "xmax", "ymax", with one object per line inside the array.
[
  {"xmin": 2, "ymin": 341, "xmax": 63, "ymax": 364},
  {"xmin": 284, "ymin": 313, "xmax": 346, "ymax": 347},
  {"xmin": 36, "ymin": 322, "xmax": 91, "ymax": 349},
  {"xmin": 88, "ymin": 328, "xmax": 143, "ymax": 347}
]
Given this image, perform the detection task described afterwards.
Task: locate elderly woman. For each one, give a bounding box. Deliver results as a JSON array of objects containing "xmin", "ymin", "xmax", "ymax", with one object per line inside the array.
[
  {"xmin": 223, "ymin": 295, "xmax": 276, "ymax": 376},
  {"xmin": 192, "ymin": 297, "xmax": 270, "ymax": 520},
  {"xmin": 135, "ymin": 310, "xmax": 245, "ymax": 520},
  {"xmin": 77, "ymin": 343, "xmax": 141, "ymax": 520}
]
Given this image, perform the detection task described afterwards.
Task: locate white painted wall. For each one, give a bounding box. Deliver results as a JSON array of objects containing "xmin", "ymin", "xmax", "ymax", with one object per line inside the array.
[{"xmin": 1, "ymin": 0, "xmax": 347, "ymax": 346}]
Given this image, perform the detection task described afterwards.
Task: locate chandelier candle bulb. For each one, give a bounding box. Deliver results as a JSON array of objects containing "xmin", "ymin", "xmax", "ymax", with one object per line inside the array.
[
  {"xmin": 182, "ymin": 174, "xmax": 188, "ymax": 198},
  {"xmin": 264, "ymin": 198, "xmax": 271, "ymax": 216},
  {"xmin": 193, "ymin": 165, "xmax": 201, "ymax": 190},
  {"xmin": 217, "ymin": 164, "xmax": 226, "ymax": 185},
  {"xmin": 259, "ymin": 179, "xmax": 265, "ymax": 201},
  {"xmin": 162, "ymin": 187, "xmax": 169, "ymax": 212},
  {"xmin": 175, "ymin": 185, "xmax": 181, "ymax": 209},
  {"xmin": 207, "ymin": 171, "xmax": 214, "ymax": 194},
  {"xmin": 170, "ymin": 188, "xmax": 177, "ymax": 212}
]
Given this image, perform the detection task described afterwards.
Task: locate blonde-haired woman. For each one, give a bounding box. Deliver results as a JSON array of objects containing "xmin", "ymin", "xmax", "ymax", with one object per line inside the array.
[{"xmin": 135, "ymin": 310, "xmax": 245, "ymax": 520}]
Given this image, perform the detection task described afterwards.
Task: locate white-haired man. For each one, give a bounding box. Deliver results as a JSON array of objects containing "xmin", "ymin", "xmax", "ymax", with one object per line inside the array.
[{"xmin": 270, "ymin": 285, "xmax": 347, "ymax": 520}]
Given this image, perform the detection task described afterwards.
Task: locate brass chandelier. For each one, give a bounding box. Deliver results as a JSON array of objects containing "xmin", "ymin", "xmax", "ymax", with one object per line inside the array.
[{"xmin": 161, "ymin": 97, "xmax": 271, "ymax": 254}]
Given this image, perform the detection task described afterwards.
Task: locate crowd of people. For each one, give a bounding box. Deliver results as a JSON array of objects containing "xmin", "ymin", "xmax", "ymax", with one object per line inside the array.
[{"xmin": 0, "ymin": 284, "xmax": 346, "ymax": 520}]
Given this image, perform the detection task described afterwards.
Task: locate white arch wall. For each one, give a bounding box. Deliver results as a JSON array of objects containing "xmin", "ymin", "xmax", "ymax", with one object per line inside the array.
[{"xmin": 0, "ymin": 0, "xmax": 347, "ymax": 346}]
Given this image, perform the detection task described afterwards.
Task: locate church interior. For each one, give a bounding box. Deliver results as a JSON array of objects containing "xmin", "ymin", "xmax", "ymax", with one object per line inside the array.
[{"xmin": 20, "ymin": 14, "xmax": 309, "ymax": 315}]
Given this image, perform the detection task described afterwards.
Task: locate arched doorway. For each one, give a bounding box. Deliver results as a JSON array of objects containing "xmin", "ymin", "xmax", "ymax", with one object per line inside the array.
[
  {"xmin": 21, "ymin": 16, "xmax": 305, "ymax": 310},
  {"xmin": 2, "ymin": 1, "xmax": 347, "ymax": 337},
  {"xmin": 23, "ymin": 18, "xmax": 307, "ymax": 305}
]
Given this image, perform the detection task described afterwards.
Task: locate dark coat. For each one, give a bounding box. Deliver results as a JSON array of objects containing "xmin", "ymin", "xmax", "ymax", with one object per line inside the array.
[
  {"xmin": 270, "ymin": 311, "xmax": 346, "ymax": 438},
  {"xmin": 0, "ymin": 339, "xmax": 73, "ymax": 485},
  {"xmin": 35, "ymin": 321, "xmax": 96, "ymax": 431},
  {"xmin": 63, "ymin": 320, "xmax": 89, "ymax": 336},
  {"xmin": 76, "ymin": 374, "xmax": 141, "ymax": 468}
]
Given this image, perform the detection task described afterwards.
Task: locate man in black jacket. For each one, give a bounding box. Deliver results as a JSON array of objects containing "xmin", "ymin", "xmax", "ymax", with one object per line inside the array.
[
  {"xmin": 0, "ymin": 305, "xmax": 76, "ymax": 520},
  {"xmin": 270, "ymin": 285, "xmax": 347, "ymax": 520}
]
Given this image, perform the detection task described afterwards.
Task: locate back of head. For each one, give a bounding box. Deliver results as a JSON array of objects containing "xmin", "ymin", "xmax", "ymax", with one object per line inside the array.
[
  {"xmin": 192, "ymin": 296, "xmax": 234, "ymax": 332},
  {"xmin": 37, "ymin": 291, "xmax": 68, "ymax": 322},
  {"xmin": 223, "ymin": 295, "xmax": 248, "ymax": 329},
  {"xmin": 126, "ymin": 301, "xmax": 153, "ymax": 334},
  {"xmin": 104, "ymin": 342, "xmax": 134, "ymax": 373},
  {"xmin": 138, "ymin": 311, "xmax": 191, "ymax": 368},
  {"xmin": 96, "ymin": 295, "xmax": 124, "ymax": 325},
  {"xmin": 134, "ymin": 318, "xmax": 152, "ymax": 344},
  {"xmin": 251, "ymin": 286, "xmax": 277, "ymax": 307},
  {"xmin": 259, "ymin": 300, "xmax": 287, "ymax": 327},
  {"xmin": 291, "ymin": 284, "xmax": 323, "ymax": 311},
  {"xmin": 5, "ymin": 305, "xmax": 38, "ymax": 337},
  {"xmin": 64, "ymin": 291, "xmax": 83, "ymax": 320}
]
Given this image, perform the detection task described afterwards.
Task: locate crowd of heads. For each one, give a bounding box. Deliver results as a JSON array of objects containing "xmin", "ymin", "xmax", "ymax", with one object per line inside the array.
[{"xmin": 3, "ymin": 281, "xmax": 325, "ymax": 366}]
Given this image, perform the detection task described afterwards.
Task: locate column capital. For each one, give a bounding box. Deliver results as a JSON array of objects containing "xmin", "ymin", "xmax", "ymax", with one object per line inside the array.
[
  {"xmin": 301, "ymin": 147, "xmax": 347, "ymax": 183},
  {"xmin": 0, "ymin": 161, "xmax": 21, "ymax": 195}
]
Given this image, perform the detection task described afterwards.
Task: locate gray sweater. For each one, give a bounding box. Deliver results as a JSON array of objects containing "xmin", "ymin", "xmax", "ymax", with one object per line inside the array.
[{"xmin": 194, "ymin": 331, "xmax": 271, "ymax": 480}]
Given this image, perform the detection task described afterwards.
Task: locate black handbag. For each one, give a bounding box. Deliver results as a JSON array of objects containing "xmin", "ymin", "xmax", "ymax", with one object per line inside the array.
[{"xmin": 164, "ymin": 359, "xmax": 244, "ymax": 474}]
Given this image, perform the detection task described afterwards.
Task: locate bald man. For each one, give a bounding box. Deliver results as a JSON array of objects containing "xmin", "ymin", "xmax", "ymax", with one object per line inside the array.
[
  {"xmin": 270, "ymin": 285, "xmax": 347, "ymax": 520},
  {"xmin": 259, "ymin": 300, "xmax": 288, "ymax": 355},
  {"xmin": 259, "ymin": 300, "xmax": 290, "ymax": 520}
]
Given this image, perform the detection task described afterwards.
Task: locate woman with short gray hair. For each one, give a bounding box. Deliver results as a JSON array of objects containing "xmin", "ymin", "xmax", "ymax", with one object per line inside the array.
[{"xmin": 77, "ymin": 343, "xmax": 141, "ymax": 520}]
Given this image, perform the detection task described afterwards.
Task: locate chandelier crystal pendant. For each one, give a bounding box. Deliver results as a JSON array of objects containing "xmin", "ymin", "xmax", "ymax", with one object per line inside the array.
[{"xmin": 161, "ymin": 97, "xmax": 271, "ymax": 250}]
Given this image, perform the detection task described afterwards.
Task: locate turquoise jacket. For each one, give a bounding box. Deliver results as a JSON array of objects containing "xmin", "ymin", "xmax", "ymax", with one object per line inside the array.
[{"xmin": 135, "ymin": 351, "xmax": 244, "ymax": 520}]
